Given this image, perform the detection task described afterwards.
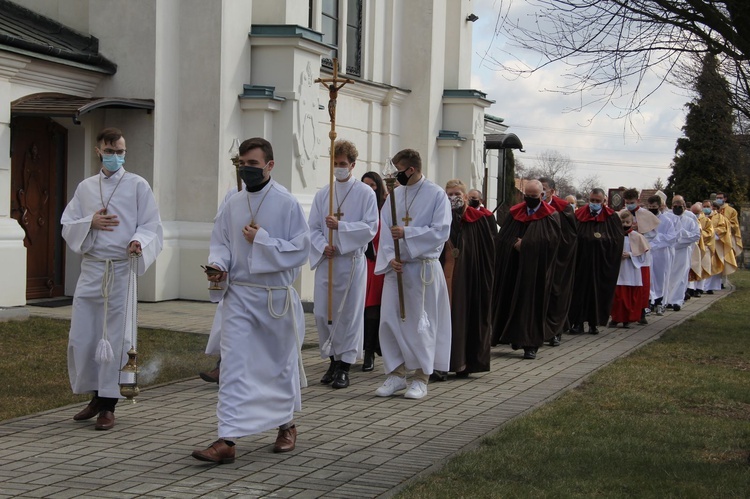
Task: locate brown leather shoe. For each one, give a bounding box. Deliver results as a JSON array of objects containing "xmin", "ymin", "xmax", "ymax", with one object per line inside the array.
[
  {"xmin": 199, "ymin": 367, "xmax": 220, "ymax": 384},
  {"xmin": 94, "ymin": 410, "xmax": 115, "ymax": 430},
  {"xmin": 273, "ymin": 425, "xmax": 297, "ymax": 453},
  {"xmin": 191, "ymin": 439, "xmax": 235, "ymax": 464},
  {"xmin": 73, "ymin": 399, "xmax": 100, "ymax": 421}
]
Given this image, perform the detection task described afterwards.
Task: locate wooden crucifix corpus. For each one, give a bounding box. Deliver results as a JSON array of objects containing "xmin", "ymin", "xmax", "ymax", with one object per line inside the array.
[{"xmin": 315, "ymin": 59, "xmax": 354, "ymax": 324}]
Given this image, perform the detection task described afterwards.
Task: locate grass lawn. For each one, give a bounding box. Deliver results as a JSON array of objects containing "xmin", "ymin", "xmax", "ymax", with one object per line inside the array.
[
  {"xmin": 399, "ymin": 269, "xmax": 750, "ymax": 498},
  {"xmin": 0, "ymin": 318, "xmax": 214, "ymax": 421}
]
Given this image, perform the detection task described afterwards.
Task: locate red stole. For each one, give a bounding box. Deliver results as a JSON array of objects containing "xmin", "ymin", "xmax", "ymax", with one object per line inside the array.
[
  {"xmin": 575, "ymin": 204, "xmax": 615, "ymax": 222},
  {"xmin": 509, "ymin": 201, "xmax": 556, "ymax": 222}
]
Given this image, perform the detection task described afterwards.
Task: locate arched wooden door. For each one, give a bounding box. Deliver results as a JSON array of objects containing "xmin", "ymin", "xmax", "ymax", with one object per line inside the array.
[{"xmin": 10, "ymin": 116, "xmax": 67, "ymax": 299}]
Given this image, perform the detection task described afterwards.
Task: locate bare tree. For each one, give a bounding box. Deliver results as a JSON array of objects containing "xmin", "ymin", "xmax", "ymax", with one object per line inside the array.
[
  {"xmin": 652, "ymin": 177, "xmax": 665, "ymax": 191},
  {"xmin": 485, "ymin": 1, "xmax": 750, "ymax": 123},
  {"xmin": 575, "ymin": 174, "xmax": 603, "ymax": 199},
  {"xmin": 522, "ymin": 150, "xmax": 577, "ymax": 196}
]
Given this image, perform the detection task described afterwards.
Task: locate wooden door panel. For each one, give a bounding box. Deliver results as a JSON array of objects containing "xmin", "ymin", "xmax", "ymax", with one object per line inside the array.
[{"xmin": 10, "ymin": 117, "xmax": 66, "ymax": 299}]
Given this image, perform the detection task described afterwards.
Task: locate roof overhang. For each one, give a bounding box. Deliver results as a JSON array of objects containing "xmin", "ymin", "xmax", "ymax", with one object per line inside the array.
[
  {"xmin": 11, "ymin": 93, "xmax": 154, "ymax": 124},
  {"xmin": 484, "ymin": 133, "xmax": 523, "ymax": 151}
]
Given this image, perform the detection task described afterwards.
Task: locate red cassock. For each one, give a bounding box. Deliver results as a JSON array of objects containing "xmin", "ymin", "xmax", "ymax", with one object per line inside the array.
[
  {"xmin": 365, "ymin": 222, "xmax": 384, "ymax": 308},
  {"xmin": 611, "ymin": 286, "xmax": 643, "ymax": 323}
]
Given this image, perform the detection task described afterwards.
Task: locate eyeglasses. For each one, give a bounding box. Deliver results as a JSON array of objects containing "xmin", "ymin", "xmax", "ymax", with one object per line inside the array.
[{"xmin": 101, "ymin": 148, "xmax": 127, "ymax": 156}]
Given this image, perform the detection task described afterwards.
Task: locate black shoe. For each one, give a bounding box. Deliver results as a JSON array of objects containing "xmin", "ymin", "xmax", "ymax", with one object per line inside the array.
[
  {"xmin": 455, "ymin": 370, "xmax": 470, "ymax": 379},
  {"xmin": 362, "ymin": 351, "xmax": 375, "ymax": 372},
  {"xmin": 320, "ymin": 361, "xmax": 338, "ymax": 384},
  {"xmin": 331, "ymin": 369, "xmax": 349, "ymax": 389},
  {"xmin": 568, "ymin": 324, "xmax": 584, "ymax": 335},
  {"xmin": 608, "ymin": 320, "xmax": 618, "ymax": 327},
  {"xmin": 673, "ymin": 305, "xmax": 681, "ymax": 311},
  {"xmin": 638, "ymin": 310, "xmax": 648, "ymax": 325},
  {"xmin": 429, "ymin": 370, "xmax": 448, "ymax": 382},
  {"xmin": 523, "ymin": 347, "xmax": 537, "ymax": 360},
  {"xmin": 622, "ymin": 322, "xmax": 631, "ymax": 328},
  {"xmin": 666, "ymin": 304, "xmax": 674, "ymax": 310},
  {"xmin": 548, "ymin": 334, "xmax": 561, "ymax": 347},
  {"xmin": 721, "ymin": 283, "xmax": 725, "ymax": 289},
  {"xmin": 706, "ymin": 290, "xmax": 714, "ymax": 295},
  {"xmin": 588, "ymin": 326, "xmax": 600, "ymax": 335}
]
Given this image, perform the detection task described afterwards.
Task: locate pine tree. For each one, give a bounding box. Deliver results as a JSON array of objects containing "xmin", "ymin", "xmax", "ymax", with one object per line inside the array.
[{"xmin": 667, "ymin": 54, "xmax": 747, "ymax": 203}]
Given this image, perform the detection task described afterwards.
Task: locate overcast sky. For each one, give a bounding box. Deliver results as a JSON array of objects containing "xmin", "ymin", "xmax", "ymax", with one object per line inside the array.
[{"xmin": 470, "ymin": 0, "xmax": 691, "ymax": 191}]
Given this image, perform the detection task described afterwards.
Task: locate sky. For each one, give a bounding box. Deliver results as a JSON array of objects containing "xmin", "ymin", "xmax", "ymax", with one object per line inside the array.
[{"xmin": 469, "ymin": 0, "xmax": 691, "ymax": 191}]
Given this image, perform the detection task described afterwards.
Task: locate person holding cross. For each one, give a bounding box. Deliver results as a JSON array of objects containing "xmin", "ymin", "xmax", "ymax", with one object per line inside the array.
[
  {"xmin": 308, "ymin": 139, "xmax": 378, "ymax": 389},
  {"xmin": 373, "ymin": 149, "xmax": 452, "ymax": 400}
]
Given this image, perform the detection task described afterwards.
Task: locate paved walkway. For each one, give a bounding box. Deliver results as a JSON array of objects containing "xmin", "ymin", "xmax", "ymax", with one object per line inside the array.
[{"xmin": 0, "ymin": 290, "xmax": 729, "ymax": 498}]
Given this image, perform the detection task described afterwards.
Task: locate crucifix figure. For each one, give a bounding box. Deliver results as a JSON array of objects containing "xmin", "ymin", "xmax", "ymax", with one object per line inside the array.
[
  {"xmin": 402, "ymin": 214, "xmax": 412, "ymax": 226},
  {"xmin": 315, "ymin": 59, "xmax": 355, "ymax": 324}
]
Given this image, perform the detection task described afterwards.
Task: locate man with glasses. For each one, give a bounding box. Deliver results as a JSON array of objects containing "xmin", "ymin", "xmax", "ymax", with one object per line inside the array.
[
  {"xmin": 567, "ymin": 188, "xmax": 624, "ymax": 335},
  {"xmin": 62, "ymin": 127, "xmax": 163, "ymax": 431}
]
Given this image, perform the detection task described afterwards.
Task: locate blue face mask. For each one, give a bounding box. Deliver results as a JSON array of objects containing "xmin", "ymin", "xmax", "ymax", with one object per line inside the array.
[
  {"xmin": 702, "ymin": 207, "xmax": 711, "ymax": 215},
  {"xmin": 715, "ymin": 199, "xmax": 724, "ymax": 206},
  {"xmin": 625, "ymin": 203, "xmax": 637, "ymax": 211},
  {"xmin": 102, "ymin": 153, "xmax": 125, "ymax": 172},
  {"xmin": 589, "ymin": 202, "xmax": 602, "ymax": 212}
]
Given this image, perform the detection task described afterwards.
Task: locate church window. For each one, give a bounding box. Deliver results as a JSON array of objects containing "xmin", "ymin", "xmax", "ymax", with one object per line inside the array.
[{"xmin": 310, "ymin": 0, "xmax": 362, "ymax": 77}]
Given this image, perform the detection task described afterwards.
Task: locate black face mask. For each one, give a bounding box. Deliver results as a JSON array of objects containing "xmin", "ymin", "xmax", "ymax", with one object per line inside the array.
[
  {"xmin": 468, "ymin": 199, "xmax": 481, "ymax": 208},
  {"xmin": 239, "ymin": 167, "xmax": 266, "ymax": 189},
  {"xmin": 623, "ymin": 225, "xmax": 632, "ymax": 233},
  {"xmin": 673, "ymin": 206, "xmax": 684, "ymax": 216},
  {"xmin": 396, "ymin": 169, "xmax": 412, "ymax": 186},
  {"xmin": 524, "ymin": 196, "xmax": 541, "ymax": 210},
  {"xmin": 648, "ymin": 208, "xmax": 659, "ymax": 215}
]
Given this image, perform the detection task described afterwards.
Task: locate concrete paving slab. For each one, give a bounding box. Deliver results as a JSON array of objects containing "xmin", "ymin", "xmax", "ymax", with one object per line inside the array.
[{"xmin": 0, "ymin": 288, "xmax": 729, "ymax": 498}]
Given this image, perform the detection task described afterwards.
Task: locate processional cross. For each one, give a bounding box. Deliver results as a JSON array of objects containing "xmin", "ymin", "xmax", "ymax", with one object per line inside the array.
[{"xmin": 316, "ymin": 59, "xmax": 354, "ymax": 324}]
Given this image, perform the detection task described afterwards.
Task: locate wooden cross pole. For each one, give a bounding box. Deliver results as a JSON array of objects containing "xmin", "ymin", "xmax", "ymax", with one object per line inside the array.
[{"xmin": 315, "ymin": 59, "xmax": 354, "ymax": 324}]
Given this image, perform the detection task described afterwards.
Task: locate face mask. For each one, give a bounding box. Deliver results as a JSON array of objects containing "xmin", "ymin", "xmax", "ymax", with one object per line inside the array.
[
  {"xmin": 673, "ymin": 206, "xmax": 684, "ymax": 216},
  {"xmin": 396, "ymin": 169, "xmax": 412, "ymax": 186},
  {"xmin": 715, "ymin": 199, "xmax": 724, "ymax": 206},
  {"xmin": 648, "ymin": 208, "xmax": 659, "ymax": 215},
  {"xmin": 102, "ymin": 153, "xmax": 125, "ymax": 172},
  {"xmin": 541, "ymin": 191, "xmax": 547, "ymax": 201},
  {"xmin": 589, "ymin": 202, "xmax": 602, "ymax": 212},
  {"xmin": 468, "ymin": 199, "xmax": 481, "ymax": 208},
  {"xmin": 570, "ymin": 203, "xmax": 576, "ymax": 210},
  {"xmin": 625, "ymin": 203, "xmax": 637, "ymax": 211},
  {"xmin": 525, "ymin": 196, "xmax": 541, "ymax": 209},
  {"xmin": 702, "ymin": 207, "xmax": 711, "ymax": 215},
  {"xmin": 623, "ymin": 224, "xmax": 632, "ymax": 232},
  {"xmin": 239, "ymin": 166, "xmax": 267, "ymax": 188},
  {"xmin": 334, "ymin": 167, "xmax": 351, "ymax": 181},
  {"xmin": 449, "ymin": 195, "xmax": 464, "ymax": 210}
]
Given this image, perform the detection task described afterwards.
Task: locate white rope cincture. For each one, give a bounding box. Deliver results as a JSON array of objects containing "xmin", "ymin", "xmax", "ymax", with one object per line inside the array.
[
  {"xmin": 88, "ymin": 256, "xmax": 125, "ymax": 364},
  {"xmin": 320, "ymin": 253, "xmax": 361, "ymax": 357},
  {"xmin": 418, "ymin": 258, "xmax": 436, "ymax": 335},
  {"xmin": 232, "ymin": 281, "xmax": 308, "ymax": 388}
]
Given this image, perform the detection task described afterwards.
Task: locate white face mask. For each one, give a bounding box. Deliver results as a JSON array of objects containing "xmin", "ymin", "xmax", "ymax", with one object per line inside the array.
[{"xmin": 334, "ymin": 167, "xmax": 351, "ymax": 181}]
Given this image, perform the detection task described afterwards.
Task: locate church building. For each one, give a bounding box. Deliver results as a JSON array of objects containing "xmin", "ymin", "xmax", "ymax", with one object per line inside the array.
[{"xmin": 0, "ymin": 0, "xmax": 495, "ymax": 308}]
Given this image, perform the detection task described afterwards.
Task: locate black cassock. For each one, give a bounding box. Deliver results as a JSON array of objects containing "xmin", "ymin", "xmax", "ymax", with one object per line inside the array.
[
  {"xmin": 491, "ymin": 202, "xmax": 561, "ymax": 348},
  {"xmin": 440, "ymin": 206, "xmax": 497, "ymax": 373},
  {"xmin": 546, "ymin": 196, "xmax": 578, "ymax": 336},
  {"xmin": 568, "ymin": 206, "xmax": 625, "ymax": 327}
]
